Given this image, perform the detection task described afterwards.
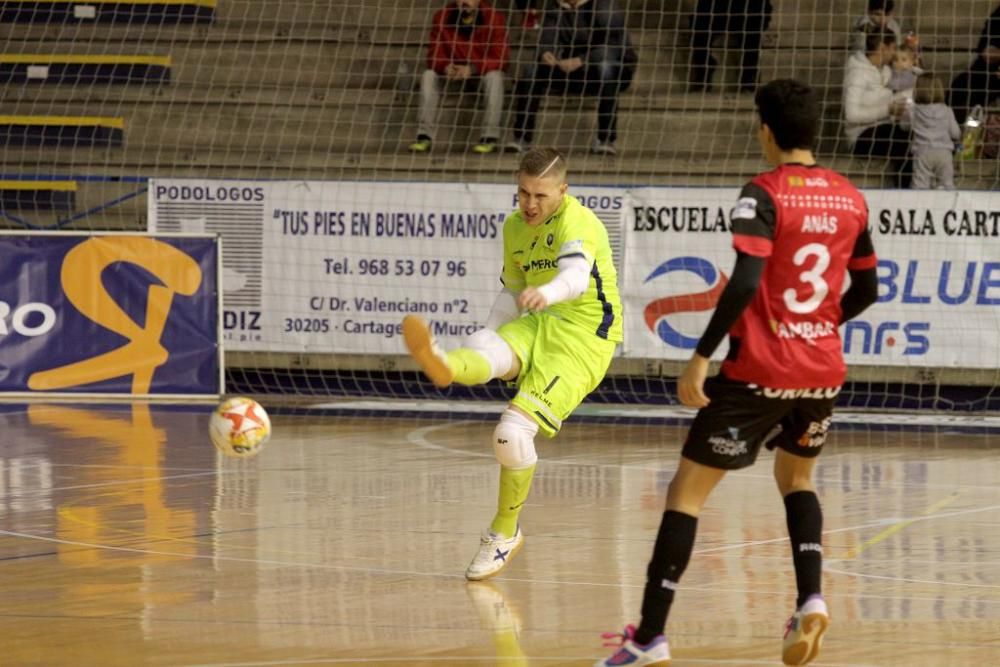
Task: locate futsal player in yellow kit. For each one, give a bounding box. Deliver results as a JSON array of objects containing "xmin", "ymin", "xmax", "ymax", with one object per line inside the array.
[{"xmin": 403, "ymin": 147, "xmax": 622, "ymax": 580}]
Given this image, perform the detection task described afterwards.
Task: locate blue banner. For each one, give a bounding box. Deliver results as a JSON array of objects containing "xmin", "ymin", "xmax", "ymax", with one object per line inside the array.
[{"xmin": 0, "ymin": 234, "xmax": 220, "ymax": 395}]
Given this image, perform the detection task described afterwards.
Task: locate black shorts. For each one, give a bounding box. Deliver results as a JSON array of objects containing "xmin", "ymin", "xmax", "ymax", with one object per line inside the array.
[{"xmin": 681, "ymin": 374, "xmax": 840, "ymax": 470}]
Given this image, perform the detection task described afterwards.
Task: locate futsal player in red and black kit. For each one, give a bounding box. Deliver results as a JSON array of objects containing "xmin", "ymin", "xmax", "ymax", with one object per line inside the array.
[{"xmin": 597, "ymin": 79, "xmax": 880, "ymax": 667}]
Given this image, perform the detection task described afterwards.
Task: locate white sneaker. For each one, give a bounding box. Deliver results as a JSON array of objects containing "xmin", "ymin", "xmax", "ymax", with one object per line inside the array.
[
  {"xmin": 465, "ymin": 526, "xmax": 524, "ymax": 581},
  {"xmin": 596, "ymin": 624, "xmax": 671, "ymax": 666},
  {"xmin": 504, "ymin": 138, "xmax": 530, "ymax": 154},
  {"xmin": 591, "ymin": 138, "xmax": 618, "ymax": 156},
  {"xmin": 782, "ymin": 595, "xmax": 829, "ymax": 665},
  {"xmin": 402, "ymin": 315, "xmax": 453, "ymax": 387}
]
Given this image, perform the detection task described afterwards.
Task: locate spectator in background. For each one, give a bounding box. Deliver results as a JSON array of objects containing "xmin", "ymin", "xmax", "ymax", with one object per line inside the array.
[
  {"xmin": 851, "ymin": 0, "xmax": 903, "ymax": 52},
  {"xmin": 843, "ymin": 29, "xmax": 912, "ymax": 186},
  {"xmin": 408, "ymin": 0, "xmax": 510, "ymax": 154},
  {"xmin": 688, "ymin": 0, "xmax": 773, "ymax": 94},
  {"xmin": 947, "ymin": 3, "xmax": 1000, "ymax": 123},
  {"xmin": 905, "ymin": 74, "xmax": 961, "ymax": 189},
  {"xmin": 507, "ymin": 0, "xmax": 638, "ymax": 156}
]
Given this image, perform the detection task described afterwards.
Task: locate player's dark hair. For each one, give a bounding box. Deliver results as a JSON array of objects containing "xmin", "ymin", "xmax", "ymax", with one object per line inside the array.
[
  {"xmin": 913, "ymin": 73, "xmax": 945, "ymax": 105},
  {"xmin": 864, "ymin": 27, "xmax": 896, "ymax": 54},
  {"xmin": 754, "ymin": 79, "xmax": 820, "ymax": 151},
  {"xmin": 868, "ymin": 0, "xmax": 893, "ymax": 13},
  {"xmin": 518, "ymin": 147, "xmax": 567, "ymax": 181}
]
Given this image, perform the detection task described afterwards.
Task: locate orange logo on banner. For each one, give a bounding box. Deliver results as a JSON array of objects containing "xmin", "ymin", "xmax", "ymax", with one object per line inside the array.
[{"xmin": 28, "ymin": 237, "xmax": 203, "ymax": 394}]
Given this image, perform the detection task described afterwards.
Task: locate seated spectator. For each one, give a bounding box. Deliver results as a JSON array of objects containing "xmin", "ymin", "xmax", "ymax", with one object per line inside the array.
[
  {"xmin": 507, "ymin": 0, "xmax": 638, "ymax": 156},
  {"xmin": 408, "ymin": 0, "xmax": 510, "ymax": 154},
  {"xmin": 888, "ymin": 44, "xmax": 923, "ymax": 96},
  {"xmin": 904, "ymin": 74, "xmax": 961, "ymax": 189},
  {"xmin": 850, "ymin": 0, "xmax": 903, "ymax": 52},
  {"xmin": 843, "ymin": 29, "xmax": 912, "ymax": 187},
  {"xmin": 947, "ymin": 3, "xmax": 1000, "ymax": 123},
  {"xmin": 688, "ymin": 0, "xmax": 773, "ymax": 94}
]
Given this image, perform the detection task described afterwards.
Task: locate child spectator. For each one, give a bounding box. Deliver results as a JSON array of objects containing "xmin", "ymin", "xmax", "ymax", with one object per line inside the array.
[
  {"xmin": 905, "ymin": 74, "xmax": 962, "ymax": 189},
  {"xmin": 888, "ymin": 44, "xmax": 923, "ymax": 95}
]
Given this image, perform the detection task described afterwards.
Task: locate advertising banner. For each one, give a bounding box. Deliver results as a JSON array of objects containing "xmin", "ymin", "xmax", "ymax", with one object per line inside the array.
[
  {"xmin": 624, "ymin": 188, "xmax": 1000, "ymax": 368},
  {"xmin": 148, "ymin": 180, "xmax": 624, "ymax": 354},
  {"xmin": 148, "ymin": 180, "xmax": 1000, "ymax": 369},
  {"xmin": 0, "ymin": 234, "xmax": 221, "ymax": 396}
]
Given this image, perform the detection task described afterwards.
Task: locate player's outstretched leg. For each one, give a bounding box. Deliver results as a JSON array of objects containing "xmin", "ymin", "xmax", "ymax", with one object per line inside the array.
[
  {"xmin": 402, "ymin": 315, "xmax": 455, "ymax": 387},
  {"xmin": 782, "ymin": 595, "xmax": 829, "ymax": 665},
  {"xmin": 595, "ymin": 624, "xmax": 671, "ymax": 667},
  {"xmin": 403, "ymin": 316, "xmax": 515, "ymax": 389}
]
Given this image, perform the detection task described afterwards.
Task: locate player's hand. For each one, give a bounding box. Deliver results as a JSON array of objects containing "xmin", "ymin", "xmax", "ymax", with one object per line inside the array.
[
  {"xmin": 517, "ymin": 287, "xmax": 548, "ymax": 313},
  {"xmin": 452, "ymin": 64, "xmax": 472, "ymax": 80},
  {"xmin": 541, "ymin": 52, "xmax": 558, "ymax": 67},
  {"xmin": 678, "ymin": 354, "xmax": 711, "ymax": 408},
  {"xmin": 558, "ymin": 57, "xmax": 584, "ymax": 73}
]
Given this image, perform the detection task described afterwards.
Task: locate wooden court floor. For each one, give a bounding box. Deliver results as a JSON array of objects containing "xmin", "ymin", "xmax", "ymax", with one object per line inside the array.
[{"xmin": 1, "ymin": 402, "xmax": 999, "ymax": 666}]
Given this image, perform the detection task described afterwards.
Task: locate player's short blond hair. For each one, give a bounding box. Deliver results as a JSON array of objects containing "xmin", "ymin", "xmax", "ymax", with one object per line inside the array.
[{"xmin": 518, "ymin": 147, "xmax": 567, "ymax": 182}]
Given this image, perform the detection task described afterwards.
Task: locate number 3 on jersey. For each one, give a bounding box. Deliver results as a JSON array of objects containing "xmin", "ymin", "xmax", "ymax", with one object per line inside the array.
[{"xmin": 783, "ymin": 243, "xmax": 830, "ymax": 314}]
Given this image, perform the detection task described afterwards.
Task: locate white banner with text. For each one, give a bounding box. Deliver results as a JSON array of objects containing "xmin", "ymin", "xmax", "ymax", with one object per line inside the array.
[{"xmin": 148, "ymin": 180, "xmax": 1000, "ymax": 367}]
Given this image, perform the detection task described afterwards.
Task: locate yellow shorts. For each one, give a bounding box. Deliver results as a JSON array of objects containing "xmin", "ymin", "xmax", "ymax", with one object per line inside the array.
[{"xmin": 497, "ymin": 312, "xmax": 617, "ymax": 437}]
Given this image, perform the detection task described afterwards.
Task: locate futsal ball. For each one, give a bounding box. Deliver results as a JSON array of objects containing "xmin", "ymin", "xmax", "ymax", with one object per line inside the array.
[{"xmin": 209, "ymin": 397, "xmax": 271, "ymax": 458}]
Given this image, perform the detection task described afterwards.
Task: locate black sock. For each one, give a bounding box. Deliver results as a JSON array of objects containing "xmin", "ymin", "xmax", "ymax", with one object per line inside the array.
[
  {"xmin": 784, "ymin": 490, "xmax": 823, "ymax": 608},
  {"xmin": 634, "ymin": 510, "xmax": 698, "ymax": 645}
]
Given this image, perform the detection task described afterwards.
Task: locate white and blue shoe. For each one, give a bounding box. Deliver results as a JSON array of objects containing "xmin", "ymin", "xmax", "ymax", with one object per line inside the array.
[
  {"xmin": 596, "ymin": 624, "xmax": 671, "ymax": 666},
  {"xmin": 465, "ymin": 525, "xmax": 524, "ymax": 581},
  {"xmin": 782, "ymin": 595, "xmax": 829, "ymax": 665}
]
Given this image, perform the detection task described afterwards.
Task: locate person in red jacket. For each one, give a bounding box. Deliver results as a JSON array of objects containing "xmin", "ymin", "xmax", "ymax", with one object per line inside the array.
[{"xmin": 409, "ymin": 0, "xmax": 510, "ymax": 154}]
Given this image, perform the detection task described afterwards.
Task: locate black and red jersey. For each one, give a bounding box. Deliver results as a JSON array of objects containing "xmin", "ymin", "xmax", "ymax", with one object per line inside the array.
[{"xmin": 721, "ymin": 163, "xmax": 877, "ymax": 388}]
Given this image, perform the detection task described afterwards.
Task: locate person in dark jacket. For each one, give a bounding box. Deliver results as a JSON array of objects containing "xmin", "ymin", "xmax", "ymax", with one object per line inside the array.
[
  {"xmin": 507, "ymin": 0, "xmax": 638, "ymax": 156},
  {"xmin": 409, "ymin": 0, "xmax": 510, "ymax": 154},
  {"xmin": 947, "ymin": 3, "xmax": 1000, "ymax": 124},
  {"xmin": 689, "ymin": 0, "xmax": 773, "ymax": 93}
]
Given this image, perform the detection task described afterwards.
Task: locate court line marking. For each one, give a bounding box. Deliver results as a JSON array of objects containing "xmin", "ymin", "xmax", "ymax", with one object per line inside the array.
[{"xmin": 840, "ymin": 492, "xmax": 961, "ymax": 560}]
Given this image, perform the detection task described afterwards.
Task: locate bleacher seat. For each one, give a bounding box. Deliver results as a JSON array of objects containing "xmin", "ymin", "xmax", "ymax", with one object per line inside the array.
[
  {"xmin": 0, "ymin": 180, "xmax": 76, "ymax": 212},
  {"xmin": 0, "ymin": 54, "xmax": 170, "ymax": 84},
  {"xmin": 0, "ymin": 0, "xmax": 214, "ymax": 24},
  {"xmin": 0, "ymin": 115, "xmax": 124, "ymax": 147}
]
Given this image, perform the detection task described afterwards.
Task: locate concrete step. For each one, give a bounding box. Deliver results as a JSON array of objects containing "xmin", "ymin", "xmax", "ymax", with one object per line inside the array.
[
  {"xmin": 6, "ymin": 147, "xmax": 998, "ymax": 190},
  {"xmin": 0, "ymin": 100, "xmax": 761, "ymax": 154},
  {"xmin": 2, "ymin": 84, "xmax": 761, "ymax": 115}
]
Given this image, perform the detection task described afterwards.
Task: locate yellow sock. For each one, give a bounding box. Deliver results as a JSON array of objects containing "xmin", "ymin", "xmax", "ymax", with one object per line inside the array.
[
  {"xmin": 491, "ymin": 629, "xmax": 527, "ymax": 666},
  {"xmin": 447, "ymin": 348, "xmax": 493, "ymax": 385},
  {"xmin": 490, "ymin": 464, "xmax": 536, "ymax": 538}
]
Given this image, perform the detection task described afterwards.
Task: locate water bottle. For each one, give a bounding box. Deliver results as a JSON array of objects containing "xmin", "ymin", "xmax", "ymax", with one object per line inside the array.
[{"xmin": 958, "ymin": 105, "xmax": 985, "ymax": 160}]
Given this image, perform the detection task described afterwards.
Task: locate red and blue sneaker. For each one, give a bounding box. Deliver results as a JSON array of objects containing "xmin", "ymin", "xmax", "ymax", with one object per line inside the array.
[{"xmin": 595, "ymin": 624, "xmax": 671, "ymax": 666}]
